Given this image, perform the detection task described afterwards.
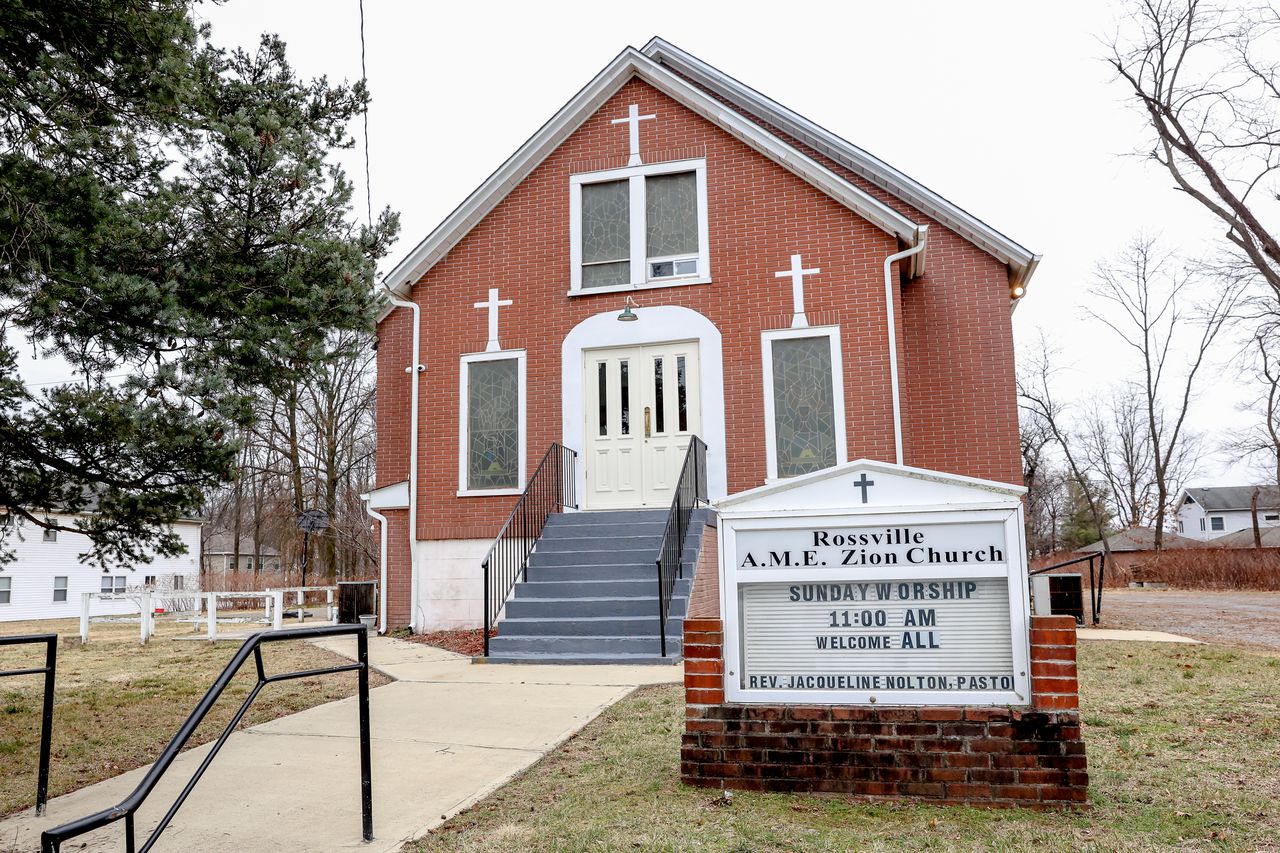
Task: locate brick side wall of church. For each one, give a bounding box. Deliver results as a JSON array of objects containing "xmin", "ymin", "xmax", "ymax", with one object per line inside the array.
[
  {"xmin": 374, "ymin": 76, "xmax": 1023, "ymax": 546},
  {"xmin": 680, "ymin": 610, "xmax": 1088, "ymax": 807}
]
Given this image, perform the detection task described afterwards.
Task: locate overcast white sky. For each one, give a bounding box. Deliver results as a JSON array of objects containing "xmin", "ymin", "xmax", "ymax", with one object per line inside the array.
[{"xmin": 16, "ymin": 0, "xmax": 1264, "ymax": 485}]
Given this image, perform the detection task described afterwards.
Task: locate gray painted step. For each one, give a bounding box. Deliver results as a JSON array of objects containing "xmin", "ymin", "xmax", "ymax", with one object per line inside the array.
[
  {"xmin": 506, "ymin": 595, "xmax": 683, "ymax": 618},
  {"xmin": 534, "ymin": 533, "xmax": 661, "ymax": 550},
  {"xmin": 497, "ymin": 615, "xmax": 684, "ymax": 637},
  {"xmin": 486, "ymin": 634, "xmax": 679, "ymax": 656},
  {"xmin": 529, "ymin": 547, "xmax": 697, "ymax": 567},
  {"xmin": 512, "ymin": 578, "xmax": 691, "ymax": 599},
  {"xmin": 547, "ymin": 509, "xmax": 670, "ymax": 524},
  {"xmin": 482, "ymin": 652, "xmax": 681, "ymax": 665},
  {"xmin": 527, "ymin": 563, "xmax": 695, "ymax": 583}
]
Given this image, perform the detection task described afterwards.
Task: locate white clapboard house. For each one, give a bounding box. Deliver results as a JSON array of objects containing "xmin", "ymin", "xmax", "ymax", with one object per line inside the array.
[
  {"xmin": 1177, "ymin": 486, "xmax": 1280, "ymax": 541},
  {"xmin": 0, "ymin": 510, "xmax": 202, "ymax": 623}
]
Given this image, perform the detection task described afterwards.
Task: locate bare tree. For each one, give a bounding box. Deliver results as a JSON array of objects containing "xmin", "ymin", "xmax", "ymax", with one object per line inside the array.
[
  {"xmin": 1083, "ymin": 387, "xmax": 1157, "ymax": 529},
  {"xmin": 1018, "ymin": 339, "xmax": 1116, "ymax": 564},
  {"xmin": 1109, "ymin": 1, "xmax": 1280, "ymax": 323},
  {"xmin": 1224, "ymin": 331, "xmax": 1280, "ymax": 489},
  {"xmin": 1087, "ymin": 237, "xmax": 1231, "ymax": 550}
]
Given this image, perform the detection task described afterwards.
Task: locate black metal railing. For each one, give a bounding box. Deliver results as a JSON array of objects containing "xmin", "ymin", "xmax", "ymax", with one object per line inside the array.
[
  {"xmin": 655, "ymin": 436, "xmax": 708, "ymax": 658},
  {"xmin": 482, "ymin": 443, "xmax": 578, "ymax": 657},
  {"xmin": 1, "ymin": 633, "xmax": 56, "ymax": 815},
  {"xmin": 1029, "ymin": 552, "xmax": 1106, "ymax": 625},
  {"xmin": 41, "ymin": 624, "xmax": 373, "ymax": 853}
]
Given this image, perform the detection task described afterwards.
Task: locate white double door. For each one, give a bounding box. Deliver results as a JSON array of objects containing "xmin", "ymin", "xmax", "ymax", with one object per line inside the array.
[{"xmin": 584, "ymin": 340, "xmax": 702, "ymax": 509}]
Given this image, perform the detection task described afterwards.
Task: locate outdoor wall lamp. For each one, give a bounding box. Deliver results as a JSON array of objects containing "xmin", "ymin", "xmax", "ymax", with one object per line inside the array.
[{"xmin": 617, "ymin": 295, "xmax": 640, "ymax": 322}]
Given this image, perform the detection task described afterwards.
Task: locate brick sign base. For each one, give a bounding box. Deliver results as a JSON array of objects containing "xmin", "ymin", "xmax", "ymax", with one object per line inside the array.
[{"xmin": 682, "ymin": 591, "xmax": 1088, "ymax": 807}]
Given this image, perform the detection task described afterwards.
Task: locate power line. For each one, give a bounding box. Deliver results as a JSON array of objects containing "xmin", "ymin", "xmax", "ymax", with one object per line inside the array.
[{"xmin": 359, "ymin": 0, "xmax": 373, "ymax": 226}]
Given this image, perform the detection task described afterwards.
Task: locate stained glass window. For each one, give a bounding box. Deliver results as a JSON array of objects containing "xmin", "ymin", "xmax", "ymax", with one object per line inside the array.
[
  {"xmin": 581, "ymin": 179, "xmax": 630, "ymax": 288},
  {"xmin": 654, "ymin": 357, "xmax": 665, "ymax": 433},
  {"xmin": 771, "ymin": 336, "xmax": 837, "ymax": 478},
  {"xmin": 467, "ymin": 359, "xmax": 520, "ymax": 490},
  {"xmin": 645, "ymin": 171, "xmax": 698, "ymax": 261}
]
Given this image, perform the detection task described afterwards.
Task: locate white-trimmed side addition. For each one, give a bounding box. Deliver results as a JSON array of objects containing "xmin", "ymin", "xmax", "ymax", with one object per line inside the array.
[
  {"xmin": 757, "ymin": 324, "xmax": 849, "ymax": 481},
  {"xmin": 568, "ymin": 157, "xmax": 710, "ymax": 295},
  {"xmin": 458, "ymin": 349, "xmax": 528, "ymax": 498}
]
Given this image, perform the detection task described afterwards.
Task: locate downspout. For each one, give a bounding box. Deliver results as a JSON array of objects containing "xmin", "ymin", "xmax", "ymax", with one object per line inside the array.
[
  {"xmin": 381, "ymin": 290, "xmax": 424, "ymax": 631},
  {"xmin": 360, "ymin": 494, "xmax": 388, "ymax": 634},
  {"xmin": 881, "ymin": 232, "xmax": 927, "ymax": 466}
]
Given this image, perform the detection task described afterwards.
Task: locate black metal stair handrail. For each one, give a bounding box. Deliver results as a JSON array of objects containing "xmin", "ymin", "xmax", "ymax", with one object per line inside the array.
[
  {"xmin": 655, "ymin": 436, "xmax": 708, "ymax": 657},
  {"xmin": 1, "ymin": 633, "xmax": 56, "ymax": 815},
  {"xmin": 1028, "ymin": 552, "xmax": 1106, "ymax": 625},
  {"xmin": 482, "ymin": 443, "xmax": 578, "ymax": 657},
  {"xmin": 40, "ymin": 624, "xmax": 373, "ymax": 853}
]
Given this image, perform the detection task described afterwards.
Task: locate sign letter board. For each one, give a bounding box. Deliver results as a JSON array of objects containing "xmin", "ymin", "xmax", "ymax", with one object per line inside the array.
[{"xmin": 717, "ymin": 461, "xmax": 1032, "ymax": 706}]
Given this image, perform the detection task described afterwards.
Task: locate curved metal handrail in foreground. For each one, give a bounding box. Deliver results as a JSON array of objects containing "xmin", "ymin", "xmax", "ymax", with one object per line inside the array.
[{"xmin": 40, "ymin": 624, "xmax": 373, "ymax": 853}]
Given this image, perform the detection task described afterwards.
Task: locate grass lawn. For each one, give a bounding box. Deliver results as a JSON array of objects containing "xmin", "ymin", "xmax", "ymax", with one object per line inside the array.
[
  {"xmin": 0, "ymin": 615, "xmax": 388, "ymax": 818},
  {"xmin": 410, "ymin": 641, "xmax": 1280, "ymax": 852}
]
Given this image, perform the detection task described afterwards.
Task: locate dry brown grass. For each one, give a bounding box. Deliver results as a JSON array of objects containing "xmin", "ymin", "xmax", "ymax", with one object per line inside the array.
[
  {"xmin": 409, "ymin": 642, "xmax": 1280, "ymax": 852},
  {"xmin": 1033, "ymin": 547, "xmax": 1280, "ymax": 590},
  {"xmin": 0, "ymin": 615, "xmax": 389, "ymax": 817}
]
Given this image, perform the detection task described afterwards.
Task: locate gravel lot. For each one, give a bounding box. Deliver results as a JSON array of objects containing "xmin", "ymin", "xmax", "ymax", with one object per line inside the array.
[{"xmin": 1099, "ymin": 588, "xmax": 1280, "ymax": 652}]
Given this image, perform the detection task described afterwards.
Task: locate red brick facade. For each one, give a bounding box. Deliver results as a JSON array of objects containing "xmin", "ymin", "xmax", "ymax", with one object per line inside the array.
[
  {"xmin": 376, "ymin": 71, "xmax": 1023, "ymax": 628},
  {"xmin": 681, "ymin": 611, "xmax": 1088, "ymax": 807}
]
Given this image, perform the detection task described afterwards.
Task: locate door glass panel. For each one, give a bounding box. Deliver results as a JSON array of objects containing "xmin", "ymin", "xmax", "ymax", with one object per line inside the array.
[
  {"xmin": 597, "ymin": 362, "xmax": 607, "ymax": 436},
  {"xmin": 620, "ymin": 360, "xmax": 630, "ymax": 435},
  {"xmin": 654, "ymin": 357, "xmax": 665, "ymax": 433},
  {"xmin": 467, "ymin": 358, "xmax": 520, "ymax": 490},
  {"xmin": 771, "ymin": 336, "xmax": 836, "ymax": 478},
  {"xmin": 677, "ymin": 355, "xmax": 688, "ymax": 432}
]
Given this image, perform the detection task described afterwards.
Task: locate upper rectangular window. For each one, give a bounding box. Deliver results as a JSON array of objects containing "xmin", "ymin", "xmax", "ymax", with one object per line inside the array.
[
  {"xmin": 1266, "ymin": 514, "xmax": 1279, "ymax": 522},
  {"xmin": 569, "ymin": 159, "xmax": 709, "ymax": 294},
  {"xmin": 43, "ymin": 528, "xmax": 57, "ymax": 543},
  {"xmin": 53, "ymin": 576, "xmax": 67, "ymax": 602},
  {"xmin": 0, "ymin": 577, "xmax": 10, "ymax": 604},
  {"xmin": 761, "ymin": 327, "xmax": 847, "ymax": 481},
  {"xmin": 101, "ymin": 575, "xmax": 126, "ymax": 594},
  {"xmin": 459, "ymin": 351, "xmax": 527, "ymax": 496},
  {"xmin": 1210, "ymin": 516, "xmax": 1225, "ymax": 531}
]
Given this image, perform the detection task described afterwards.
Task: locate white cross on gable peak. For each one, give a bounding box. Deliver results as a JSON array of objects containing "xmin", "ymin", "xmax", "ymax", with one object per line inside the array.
[
  {"xmin": 775, "ymin": 253, "xmax": 820, "ymax": 329},
  {"xmin": 610, "ymin": 103, "xmax": 656, "ymax": 167},
  {"xmin": 473, "ymin": 287, "xmax": 513, "ymax": 352}
]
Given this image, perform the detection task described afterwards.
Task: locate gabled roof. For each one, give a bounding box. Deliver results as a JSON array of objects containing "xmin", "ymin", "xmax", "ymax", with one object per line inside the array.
[
  {"xmin": 381, "ymin": 41, "xmax": 1040, "ymax": 310},
  {"xmin": 1076, "ymin": 527, "xmax": 1199, "ymax": 553},
  {"xmin": 1209, "ymin": 525, "xmax": 1280, "ymax": 549},
  {"xmin": 642, "ymin": 38, "xmax": 1041, "ymax": 293},
  {"xmin": 1181, "ymin": 486, "xmax": 1280, "ymax": 512}
]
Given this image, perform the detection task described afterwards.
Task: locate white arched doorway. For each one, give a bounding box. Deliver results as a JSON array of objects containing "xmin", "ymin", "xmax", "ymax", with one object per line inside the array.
[{"xmin": 561, "ymin": 305, "xmax": 727, "ymax": 509}]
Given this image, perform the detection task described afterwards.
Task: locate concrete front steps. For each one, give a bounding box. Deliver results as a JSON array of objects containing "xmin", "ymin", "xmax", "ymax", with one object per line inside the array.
[{"xmin": 484, "ymin": 508, "xmax": 711, "ymax": 664}]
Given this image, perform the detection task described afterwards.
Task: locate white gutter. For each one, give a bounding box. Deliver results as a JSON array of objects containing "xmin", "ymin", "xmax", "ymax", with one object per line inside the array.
[
  {"xmin": 882, "ymin": 232, "xmax": 928, "ymax": 466},
  {"xmin": 360, "ymin": 494, "xmax": 388, "ymax": 634},
  {"xmin": 381, "ymin": 291, "xmax": 424, "ymax": 631}
]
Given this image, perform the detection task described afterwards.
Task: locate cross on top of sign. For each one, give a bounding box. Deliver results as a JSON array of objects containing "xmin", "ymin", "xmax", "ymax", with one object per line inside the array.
[
  {"xmin": 853, "ymin": 472, "xmax": 875, "ymax": 503},
  {"xmin": 775, "ymin": 254, "xmax": 820, "ymax": 328},
  {"xmin": 473, "ymin": 287, "xmax": 513, "ymax": 353},
  {"xmin": 611, "ymin": 104, "xmax": 655, "ymax": 167}
]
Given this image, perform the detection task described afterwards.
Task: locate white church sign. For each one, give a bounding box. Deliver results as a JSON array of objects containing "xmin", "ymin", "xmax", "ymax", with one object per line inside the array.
[{"xmin": 718, "ymin": 460, "xmax": 1031, "ymax": 706}]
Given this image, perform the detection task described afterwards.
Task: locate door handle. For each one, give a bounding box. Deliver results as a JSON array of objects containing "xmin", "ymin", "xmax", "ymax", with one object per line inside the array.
[{"xmin": 644, "ymin": 407, "xmax": 651, "ymax": 438}]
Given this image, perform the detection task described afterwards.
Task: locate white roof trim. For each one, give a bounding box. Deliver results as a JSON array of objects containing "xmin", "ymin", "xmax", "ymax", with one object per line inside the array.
[
  {"xmin": 366, "ymin": 480, "xmax": 409, "ymax": 510},
  {"xmin": 715, "ymin": 458, "xmax": 1025, "ymax": 511},
  {"xmin": 381, "ymin": 47, "xmax": 924, "ymax": 304},
  {"xmin": 643, "ymin": 37, "xmax": 1040, "ymax": 290}
]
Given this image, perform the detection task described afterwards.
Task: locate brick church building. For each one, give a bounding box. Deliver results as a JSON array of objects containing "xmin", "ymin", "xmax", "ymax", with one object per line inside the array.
[{"xmin": 366, "ymin": 39, "xmax": 1038, "ymax": 656}]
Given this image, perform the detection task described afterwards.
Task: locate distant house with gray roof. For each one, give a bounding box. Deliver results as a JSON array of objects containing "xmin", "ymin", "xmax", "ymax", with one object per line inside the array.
[{"xmin": 1177, "ymin": 486, "xmax": 1280, "ymax": 541}]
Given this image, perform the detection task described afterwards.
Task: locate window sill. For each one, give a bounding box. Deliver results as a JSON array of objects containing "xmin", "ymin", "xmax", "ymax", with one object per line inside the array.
[
  {"xmin": 567, "ymin": 276, "xmax": 712, "ymax": 297},
  {"xmin": 457, "ymin": 488, "xmax": 524, "ymax": 498}
]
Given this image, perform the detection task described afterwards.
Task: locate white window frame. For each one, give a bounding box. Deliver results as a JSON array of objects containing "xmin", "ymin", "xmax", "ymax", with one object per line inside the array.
[
  {"xmin": 568, "ymin": 158, "xmax": 710, "ymax": 295},
  {"xmin": 53, "ymin": 575, "xmax": 68, "ymax": 603},
  {"xmin": 42, "ymin": 527, "xmax": 57, "ymax": 543},
  {"xmin": 1210, "ymin": 516, "xmax": 1225, "ymax": 531},
  {"xmin": 760, "ymin": 326, "xmax": 848, "ymax": 483},
  {"xmin": 0, "ymin": 576, "xmax": 10, "ymax": 605},
  {"xmin": 101, "ymin": 575, "xmax": 126, "ymax": 594},
  {"xmin": 458, "ymin": 349, "xmax": 528, "ymax": 497}
]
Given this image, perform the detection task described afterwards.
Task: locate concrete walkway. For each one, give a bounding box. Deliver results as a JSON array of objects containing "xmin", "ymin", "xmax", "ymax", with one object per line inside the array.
[
  {"xmin": 1077, "ymin": 627, "xmax": 1202, "ymax": 643},
  {"xmin": 0, "ymin": 635, "xmax": 681, "ymax": 852}
]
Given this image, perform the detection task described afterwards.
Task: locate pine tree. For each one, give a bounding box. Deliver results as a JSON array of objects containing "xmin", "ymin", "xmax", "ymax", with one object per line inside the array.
[{"xmin": 1, "ymin": 5, "xmax": 397, "ymax": 568}]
